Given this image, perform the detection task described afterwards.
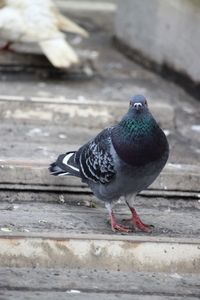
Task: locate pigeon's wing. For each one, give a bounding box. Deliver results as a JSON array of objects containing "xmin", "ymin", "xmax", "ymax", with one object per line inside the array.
[{"xmin": 75, "ymin": 128, "xmax": 116, "ymax": 184}]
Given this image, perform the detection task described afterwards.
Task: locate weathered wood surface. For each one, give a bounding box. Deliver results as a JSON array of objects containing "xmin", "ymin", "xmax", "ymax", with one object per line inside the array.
[
  {"xmin": 0, "ymin": 230, "xmax": 199, "ymax": 272},
  {"xmin": 5, "ymin": 292, "xmax": 194, "ymax": 300},
  {"xmin": 0, "ymin": 160, "xmax": 199, "ymax": 193},
  {"xmin": 0, "ymin": 199, "xmax": 200, "ymax": 238},
  {"xmin": 0, "ymin": 95, "xmax": 198, "ymax": 193},
  {"xmin": 0, "ymin": 197, "xmax": 200, "ymax": 238},
  {"xmin": 0, "ymin": 96, "xmax": 175, "ymax": 129},
  {"xmin": 0, "ymin": 267, "xmax": 199, "ymax": 300},
  {"xmin": 0, "ymin": 2, "xmax": 199, "ymax": 299}
]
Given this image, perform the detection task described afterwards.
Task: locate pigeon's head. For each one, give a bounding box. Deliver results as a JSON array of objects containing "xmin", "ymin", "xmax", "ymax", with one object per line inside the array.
[{"xmin": 129, "ymin": 95, "xmax": 148, "ymax": 114}]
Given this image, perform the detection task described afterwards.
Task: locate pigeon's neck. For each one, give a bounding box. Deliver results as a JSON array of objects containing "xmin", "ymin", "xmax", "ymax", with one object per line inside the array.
[
  {"xmin": 119, "ymin": 113, "xmax": 155, "ymax": 138},
  {"xmin": 111, "ymin": 112, "xmax": 168, "ymax": 166}
]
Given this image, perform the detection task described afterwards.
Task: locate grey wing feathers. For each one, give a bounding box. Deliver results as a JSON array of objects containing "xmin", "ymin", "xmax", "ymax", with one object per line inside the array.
[{"xmin": 76, "ymin": 128, "xmax": 116, "ymax": 184}]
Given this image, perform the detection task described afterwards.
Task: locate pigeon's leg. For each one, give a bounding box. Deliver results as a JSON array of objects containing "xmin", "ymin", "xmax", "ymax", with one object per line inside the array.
[
  {"xmin": 124, "ymin": 195, "xmax": 153, "ymax": 233},
  {"xmin": 105, "ymin": 202, "xmax": 130, "ymax": 233}
]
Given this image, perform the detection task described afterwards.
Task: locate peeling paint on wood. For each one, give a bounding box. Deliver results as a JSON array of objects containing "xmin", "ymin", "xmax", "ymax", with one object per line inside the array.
[
  {"xmin": 0, "ymin": 96, "xmax": 175, "ymax": 129},
  {"xmin": 0, "ymin": 233, "xmax": 199, "ymax": 273}
]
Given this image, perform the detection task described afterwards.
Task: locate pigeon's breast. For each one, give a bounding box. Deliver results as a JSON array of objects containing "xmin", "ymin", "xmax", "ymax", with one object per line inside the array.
[
  {"xmin": 112, "ymin": 145, "xmax": 168, "ymax": 195},
  {"xmin": 111, "ymin": 125, "xmax": 169, "ymax": 167}
]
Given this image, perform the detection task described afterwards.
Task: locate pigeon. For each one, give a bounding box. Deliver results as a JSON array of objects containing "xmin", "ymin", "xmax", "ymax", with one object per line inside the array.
[
  {"xmin": 0, "ymin": 0, "xmax": 88, "ymax": 68},
  {"xmin": 49, "ymin": 95, "xmax": 169, "ymax": 233}
]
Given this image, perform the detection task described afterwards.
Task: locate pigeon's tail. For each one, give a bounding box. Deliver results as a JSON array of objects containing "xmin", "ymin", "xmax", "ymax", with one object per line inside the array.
[
  {"xmin": 49, "ymin": 151, "xmax": 80, "ymax": 177},
  {"xmin": 39, "ymin": 38, "xmax": 79, "ymax": 69}
]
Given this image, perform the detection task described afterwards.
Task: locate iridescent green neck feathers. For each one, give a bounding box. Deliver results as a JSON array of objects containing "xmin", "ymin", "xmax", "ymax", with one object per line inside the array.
[{"xmin": 119, "ymin": 112, "xmax": 156, "ymax": 137}]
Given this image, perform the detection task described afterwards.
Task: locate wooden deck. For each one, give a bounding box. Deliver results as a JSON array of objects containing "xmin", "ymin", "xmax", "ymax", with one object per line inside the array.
[{"xmin": 0, "ymin": 1, "xmax": 200, "ymax": 299}]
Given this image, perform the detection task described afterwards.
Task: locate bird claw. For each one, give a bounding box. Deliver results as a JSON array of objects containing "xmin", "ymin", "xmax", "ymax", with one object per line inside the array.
[
  {"xmin": 111, "ymin": 223, "xmax": 130, "ymax": 233},
  {"xmin": 122, "ymin": 217, "xmax": 154, "ymax": 233},
  {"xmin": 133, "ymin": 219, "xmax": 154, "ymax": 232},
  {"xmin": 122, "ymin": 206, "xmax": 155, "ymax": 233}
]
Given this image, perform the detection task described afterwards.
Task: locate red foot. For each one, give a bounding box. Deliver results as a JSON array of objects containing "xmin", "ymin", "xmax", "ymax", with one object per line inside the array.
[
  {"xmin": 124, "ymin": 208, "xmax": 153, "ymax": 233},
  {"xmin": 110, "ymin": 212, "xmax": 130, "ymax": 233},
  {"xmin": 111, "ymin": 222, "xmax": 130, "ymax": 233}
]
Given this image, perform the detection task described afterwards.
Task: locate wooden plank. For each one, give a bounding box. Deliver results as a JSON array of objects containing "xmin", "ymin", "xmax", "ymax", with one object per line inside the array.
[
  {"xmin": 0, "ymin": 50, "xmax": 96, "ymax": 80},
  {"xmin": 0, "ymin": 160, "xmax": 199, "ymax": 192},
  {"xmin": 1, "ymin": 291, "xmax": 197, "ymax": 300},
  {"xmin": 0, "ymin": 231, "xmax": 199, "ymax": 272},
  {"xmin": 0, "ymin": 200, "xmax": 199, "ymax": 238},
  {"xmin": 0, "ymin": 96, "xmax": 175, "ymax": 129},
  {"xmin": 0, "ymin": 267, "xmax": 199, "ymax": 299},
  {"xmin": 55, "ymin": 0, "xmax": 116, "ymax": 12},
  {"xmin": 1, "ymin": 189, "xmax": 199, "ymax": 206}
]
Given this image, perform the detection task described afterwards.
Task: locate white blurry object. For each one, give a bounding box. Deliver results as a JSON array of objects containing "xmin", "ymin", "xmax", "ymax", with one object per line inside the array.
[{"xmin": 0, "ymin": 0, "xmax": 89, "ymax": 68}]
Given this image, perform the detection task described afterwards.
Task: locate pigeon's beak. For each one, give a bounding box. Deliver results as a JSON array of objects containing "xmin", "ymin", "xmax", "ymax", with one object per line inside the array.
[{"xmin": 133, "ymin": 103, "xmax": 142, "ymax": 111}]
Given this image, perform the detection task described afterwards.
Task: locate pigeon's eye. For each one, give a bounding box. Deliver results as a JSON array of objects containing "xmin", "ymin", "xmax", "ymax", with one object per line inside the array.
[
  {"xmin": 129, "ymin": 101, "xmax": 131, "ymax": 106},
  {"xmin": 144, "ymin": 100, "xmax": 147, "ymax": 106}
]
